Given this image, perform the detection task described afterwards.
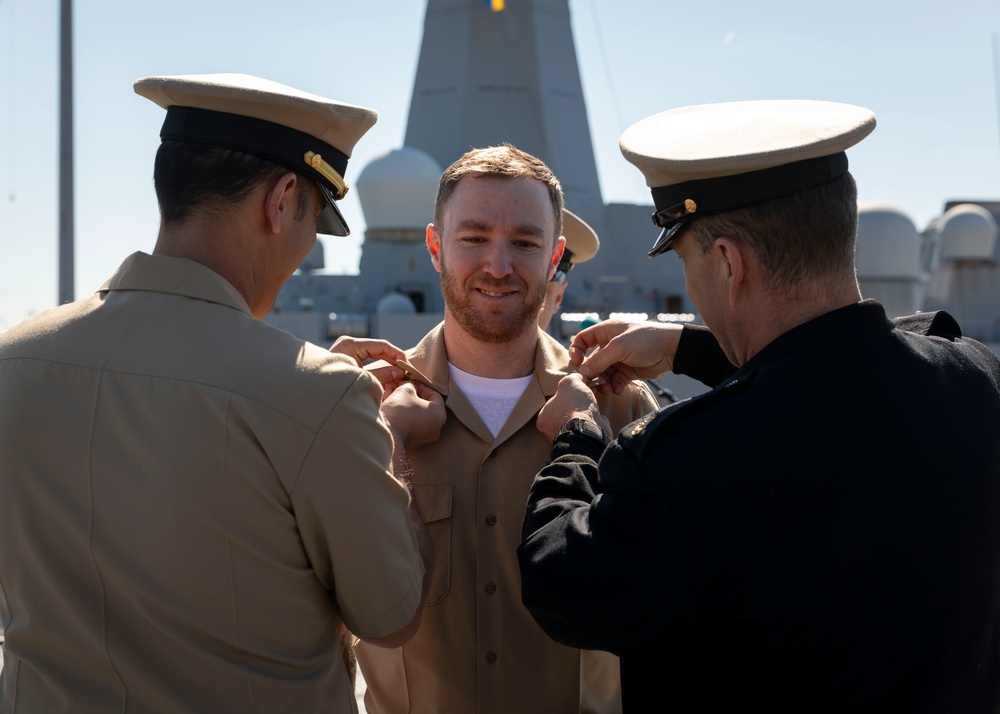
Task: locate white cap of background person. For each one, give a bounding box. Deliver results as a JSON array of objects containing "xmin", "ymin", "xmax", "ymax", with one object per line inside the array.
[
  {"xmin": 538, "ymin": 208, "xmax": 600, "ymax": 331},
  {"xmin": 618, "ymin": 99, "xmax": 876, "ymax": 258},
  {"xmin": 135, "ymin": 73, "xmax": 377, "ymax": 236}
]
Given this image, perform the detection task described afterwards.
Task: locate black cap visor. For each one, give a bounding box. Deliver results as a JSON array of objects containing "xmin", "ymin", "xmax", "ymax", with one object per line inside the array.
[
  {"xmin": 318, "ymin": 183, "xmax": 350, "ymax": 236},
  {"xmin": 647, "ymin": 152, "xmax": 849, "ymax": 258}
]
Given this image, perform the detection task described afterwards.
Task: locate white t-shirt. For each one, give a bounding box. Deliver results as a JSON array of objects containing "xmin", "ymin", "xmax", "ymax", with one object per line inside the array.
[{"xmin": 448, "ymin": 363, "xmax": 533, "ymax": 438}]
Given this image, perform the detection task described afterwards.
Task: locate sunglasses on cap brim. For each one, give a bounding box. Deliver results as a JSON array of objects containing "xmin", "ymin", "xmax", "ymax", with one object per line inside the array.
[{"xmin": 648, "ymin": 198, "xmax": 698, "ymax": 258}]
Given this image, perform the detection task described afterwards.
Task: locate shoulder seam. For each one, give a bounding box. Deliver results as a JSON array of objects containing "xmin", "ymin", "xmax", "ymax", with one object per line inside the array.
[{"xmin": 631, "ymin": 373, "xmax": 754, "ymax": 461}]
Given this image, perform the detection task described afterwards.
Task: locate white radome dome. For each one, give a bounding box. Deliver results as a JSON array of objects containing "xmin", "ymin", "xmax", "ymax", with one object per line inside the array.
[
  {"xmin": 856, "ymin": 203, "xmax": 920, "ymax": 279},
  {"xmin": 376, "ymin": 292, "xmax": 418, "ymax": 315},
  {"xmin": 356, "ymin": 147, "xmax": 443, "ymax": 231},
  {"xmin": 936, "ymin": 203, "xmax": 998, "ymax": 263}
]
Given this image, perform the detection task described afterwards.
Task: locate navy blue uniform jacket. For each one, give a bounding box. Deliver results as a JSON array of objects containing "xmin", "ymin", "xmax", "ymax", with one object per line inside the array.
[{"xmin": 518, "ymin": 301, "xmax": 1000, "ymax": 713}]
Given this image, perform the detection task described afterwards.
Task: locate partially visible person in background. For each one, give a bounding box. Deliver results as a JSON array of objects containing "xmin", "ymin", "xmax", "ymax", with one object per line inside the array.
[{"xmin": 537, "ymin": 208, "xmax": 599, "ymax": 334}]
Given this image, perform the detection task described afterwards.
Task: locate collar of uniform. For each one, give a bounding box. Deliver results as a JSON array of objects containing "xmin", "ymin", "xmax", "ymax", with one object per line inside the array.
[
  {"xmin": 405, "ymin": 322, "xmax": 452, "ymax": 396},
  {"xmin": 100, "ymin": 252, "xmax": 253, "ymax": 316},
  {"xmin": 734, "ymin": 300, "xmax": 892, "ymax": 378},
  {"xmin": 534, "ymin": 329, "xmax": 575, "ymax": 397},
  {"xmin": 405, "ymin": 325, "xmax": 574, "ymax": 399}
]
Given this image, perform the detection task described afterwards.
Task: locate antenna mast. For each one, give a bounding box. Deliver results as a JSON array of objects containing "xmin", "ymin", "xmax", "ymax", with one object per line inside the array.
[
  {"xmin": 994, "ymin": 32, "xmax": 1000, "ymax": 188},
  {"xmin": 58, "ymin": 0, "xmax": 73, "ymax": 304}
]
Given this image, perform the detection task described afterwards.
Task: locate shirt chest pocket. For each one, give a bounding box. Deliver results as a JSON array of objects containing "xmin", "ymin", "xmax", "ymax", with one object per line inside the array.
[{"xmin": 412, "ymin": 484, "xmax": 452, "ymax": 606}]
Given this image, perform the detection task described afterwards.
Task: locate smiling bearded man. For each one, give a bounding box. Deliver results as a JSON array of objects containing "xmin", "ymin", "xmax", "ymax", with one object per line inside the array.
[{"xmin": 353, "ymin": 144, "xmax": 659, "ymax": 714}]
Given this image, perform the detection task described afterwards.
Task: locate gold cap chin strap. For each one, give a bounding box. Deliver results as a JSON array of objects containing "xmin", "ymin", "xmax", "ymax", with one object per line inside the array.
[{"xmin": 304, "ymin": 151, "xmax": 349, "ymax": 199}]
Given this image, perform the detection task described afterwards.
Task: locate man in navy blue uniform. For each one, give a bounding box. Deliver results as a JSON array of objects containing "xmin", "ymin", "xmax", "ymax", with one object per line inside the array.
[{"xmin": 517, "ymin": 100, "xmax": 1000, "ymax": 713}]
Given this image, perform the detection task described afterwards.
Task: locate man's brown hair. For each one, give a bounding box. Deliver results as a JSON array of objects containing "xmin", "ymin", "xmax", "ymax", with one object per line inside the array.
[
  {"xmin": 154, "ymin": 141, "xmax": 313, "ymax": 225},
  {"xmin": 434, "ymin": 144, "xmax": 564, "ymax": 241},
  {"xmin": 685, "ymin": 172, "xmax": 859, "ymax": 295}
]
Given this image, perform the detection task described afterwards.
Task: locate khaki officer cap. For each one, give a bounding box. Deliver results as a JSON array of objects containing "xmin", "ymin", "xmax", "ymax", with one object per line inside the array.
[
  {"xmin": 619, "ymin": 100, "xmax": 876, "ymax": 257},
  {"xmin": 555, "ymin": 208, "xmax": 599, "ymax": 275},
  {"xmin": 134, "ymin": 73, "xmax": 378, "ymax": 237}
]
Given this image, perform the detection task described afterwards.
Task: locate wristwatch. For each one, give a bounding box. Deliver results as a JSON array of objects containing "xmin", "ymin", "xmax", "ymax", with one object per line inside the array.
[{"xmin": 559, "ymin": 417, "xmax": 609, "ymax": 446}]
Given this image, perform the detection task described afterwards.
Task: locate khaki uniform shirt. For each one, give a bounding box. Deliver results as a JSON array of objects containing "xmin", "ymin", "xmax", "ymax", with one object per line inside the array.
[
  {"xmin": 0, "ymin": 253, "xmax": 423, "ymax": 714},
  {"xmin": 357, "ymin": 324, "xmax": 657, "ymax": 714}
]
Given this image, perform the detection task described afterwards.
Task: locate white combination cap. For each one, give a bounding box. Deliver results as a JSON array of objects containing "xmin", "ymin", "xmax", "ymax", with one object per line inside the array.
[
  {"xmin": 557, "ymin": 208, "xmax": 599, "ymax": 273},
  {"xmin": 135, "ymin": 73, "xmax": 378, "ymax": 236},
  {"xmin": 619, "ymin": 99, "xmax": 876, "ymax": 256}
]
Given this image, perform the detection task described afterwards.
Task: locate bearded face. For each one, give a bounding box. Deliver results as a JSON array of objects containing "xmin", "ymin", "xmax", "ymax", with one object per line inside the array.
[
  {"xmin": 438, "ymin": 247, "xmax": 549, "ymax": 343},
  {"xmin": 430, "ymin": 175, "xmax": 562, "ymax": 346}
]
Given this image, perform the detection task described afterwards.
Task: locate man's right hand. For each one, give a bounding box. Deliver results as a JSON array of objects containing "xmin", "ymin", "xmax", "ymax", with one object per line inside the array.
[
  {"xmin": 536, "ymin": 374, "xmax": 609, "ymax": 443},
  {"xmin": 381, "ymin": 381, "xmax": 446, "ymax": 452},
  {"xmin": 570, "ymin": 321, "xmax": 684, "ymax": 395}
]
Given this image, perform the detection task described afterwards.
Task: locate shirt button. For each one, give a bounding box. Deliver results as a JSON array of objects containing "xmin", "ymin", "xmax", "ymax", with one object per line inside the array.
[
  {"xmin": 485, "ymin": 581, "xmax": 497, "ymax": 595},
  {"xmin": 485, "ymin": 514, "xmax": 497, "ymax": 527},
  {"xmin": 485, "ymin": 650, "xmax": 497, "ymax": 664}
]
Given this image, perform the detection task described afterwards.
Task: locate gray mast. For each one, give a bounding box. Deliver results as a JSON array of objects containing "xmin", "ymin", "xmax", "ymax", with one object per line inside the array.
[
  {"xmin": 58, "ymin": 0, "xmax": 73, "ymax": 304},
  {"xmin": 403, "ymin": 0, "xmax": 605, "ymax": 234}
]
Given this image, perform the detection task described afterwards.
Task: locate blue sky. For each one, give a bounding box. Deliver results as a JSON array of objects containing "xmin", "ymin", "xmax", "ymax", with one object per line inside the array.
[{"xmin": 1, "ymin": 0, "xmax": 998, "ymax": 330}]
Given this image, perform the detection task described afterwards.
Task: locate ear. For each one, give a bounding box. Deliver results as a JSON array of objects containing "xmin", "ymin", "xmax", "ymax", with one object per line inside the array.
[
  {"xmin": 264, "ymin": 172, "xmax": 299, "ymax": 235},
  {"xmin": 548, "ymin": 236, "xmax": 567, "ymax": 279},
  {"xmin": 553, "ymin": 281, "xmax": 568, "ymax": 312},
  {"xmin": 714, "ymin": 237, "xmax": 746, "ymax": 307},
  {"xmin": 426, "ymin": 224, "xmax": 443, "ymax": 273}
]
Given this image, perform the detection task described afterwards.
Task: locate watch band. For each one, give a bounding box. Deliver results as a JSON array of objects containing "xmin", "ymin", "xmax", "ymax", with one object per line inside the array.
[{"xmin": 559, "ymin": 417, "xmax": 609, "ymax": 445}]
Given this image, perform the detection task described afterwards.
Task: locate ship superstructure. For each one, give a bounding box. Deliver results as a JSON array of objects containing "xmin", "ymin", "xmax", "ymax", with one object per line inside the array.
[{"xmin": 266, "ymin": 0, "xmax": 1000, "ymax": 389}]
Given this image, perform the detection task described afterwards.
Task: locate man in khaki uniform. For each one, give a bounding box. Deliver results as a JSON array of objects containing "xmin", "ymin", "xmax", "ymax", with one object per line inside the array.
[
  {"xmin": 537, "ymin": 208, "xmax": 599, "ymax": 334},
  {"xmin": 356, "ymin": 145, "xmax": 657, "ymax": 714},
  {"xmin": 0, "ymin": 74, "xmax": 439, "ymax": 714}
]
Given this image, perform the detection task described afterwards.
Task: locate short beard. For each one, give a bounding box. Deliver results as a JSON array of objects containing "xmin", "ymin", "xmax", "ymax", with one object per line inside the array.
[{"xmin": 439, "ymin": 254, "xmax": 548, "ymax": 344}]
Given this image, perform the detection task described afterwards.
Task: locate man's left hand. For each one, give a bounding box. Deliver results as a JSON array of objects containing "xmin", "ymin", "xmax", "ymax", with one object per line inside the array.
[{"xmin": 330, "ymin": 336, "xmax": 407, "ymax": 387}]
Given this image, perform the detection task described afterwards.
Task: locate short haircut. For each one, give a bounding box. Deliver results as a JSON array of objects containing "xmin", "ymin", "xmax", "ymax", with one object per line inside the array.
[
  {"xmin": 153, "ymin": 140, "xmax": 312, "ymax": 225},
  {"xmin": 685, "ymin": 171, "xmax": 859, "ymax": 294},
  {"xmin": 433, "ymin": 144, "xmax": 564, "ymax": 240}
]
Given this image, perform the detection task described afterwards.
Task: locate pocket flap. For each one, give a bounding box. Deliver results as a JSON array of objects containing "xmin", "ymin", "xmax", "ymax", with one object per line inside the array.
[{"xmin": 413, "ymin": 484, "xmax": 453, "ymax": 524}]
